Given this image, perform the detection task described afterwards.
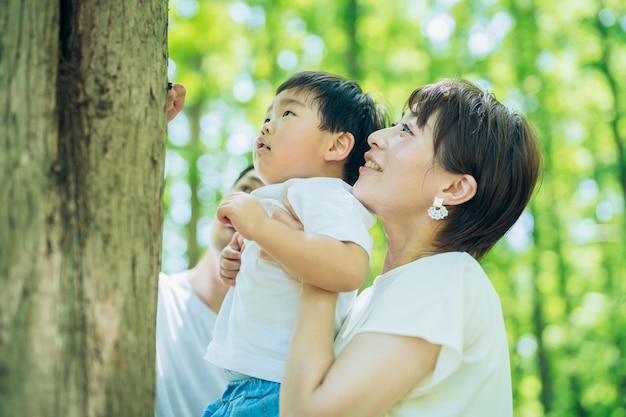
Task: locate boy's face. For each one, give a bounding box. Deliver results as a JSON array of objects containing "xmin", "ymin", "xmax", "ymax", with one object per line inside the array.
[{"xmin": 254, "ymin": 88, "xmax": 336, "ymax": 185}]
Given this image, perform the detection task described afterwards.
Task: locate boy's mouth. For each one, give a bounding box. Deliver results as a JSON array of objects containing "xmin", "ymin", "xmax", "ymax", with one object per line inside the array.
[{"xmin": 256, "ymin": 139, "xmax": 270, "ymax": 151}]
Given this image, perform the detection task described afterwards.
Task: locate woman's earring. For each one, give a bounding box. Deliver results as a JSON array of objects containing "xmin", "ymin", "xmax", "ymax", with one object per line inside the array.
[{"xmin": 428, "ymin": 197, "xmax": 448, "ymax": 220}]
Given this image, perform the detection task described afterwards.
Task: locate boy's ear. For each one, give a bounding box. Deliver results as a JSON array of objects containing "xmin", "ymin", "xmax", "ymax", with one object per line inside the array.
[
  {"xmin": 325, "ymin": 132, "xmax": 355, "ymax": 162},
  {"xmin": 442, "ymin": 174, "xmax": 477, "ymax": 206}
]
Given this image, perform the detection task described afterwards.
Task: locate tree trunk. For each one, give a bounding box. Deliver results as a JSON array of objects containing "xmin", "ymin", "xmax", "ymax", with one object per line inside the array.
[{"xmin": 0, "ymin": 1, "xmax": 168, "ymax": 416}]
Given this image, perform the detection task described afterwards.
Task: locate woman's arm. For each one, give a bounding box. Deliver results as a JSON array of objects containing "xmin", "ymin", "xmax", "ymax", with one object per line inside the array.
[{"xmin": 280, "ymin": 282, "xmax": 442, "ymax": 417}]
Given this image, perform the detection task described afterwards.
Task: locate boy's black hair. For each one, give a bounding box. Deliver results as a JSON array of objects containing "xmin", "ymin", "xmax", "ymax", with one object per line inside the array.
[{"xmin": 276, "ymin": 71, "xmax": 387, "ymax": 185}]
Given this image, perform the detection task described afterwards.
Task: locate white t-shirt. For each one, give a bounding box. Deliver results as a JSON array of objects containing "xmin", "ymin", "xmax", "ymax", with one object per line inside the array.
[
  {"xmin": 155, "ymin": 271, "xmax": 227, "ymax": 417},
  {"xmin": 205, "ymin": 177, "xmax": 376, "ymax": 383},
  {"xmin": 335, "ymin": 252, "xmax": 513, "ymax": 417}
]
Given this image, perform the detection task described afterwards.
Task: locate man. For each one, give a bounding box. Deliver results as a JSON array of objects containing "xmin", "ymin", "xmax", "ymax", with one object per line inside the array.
[{"xmin": 157, "ymin": 84, "xmax": 264, "ymax": 417}]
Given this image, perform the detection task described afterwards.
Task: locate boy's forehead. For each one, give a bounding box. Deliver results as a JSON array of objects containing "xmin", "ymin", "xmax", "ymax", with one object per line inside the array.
[{"xmin": 269, "ymin": 88, "xmax": 315, "ymax": 111}]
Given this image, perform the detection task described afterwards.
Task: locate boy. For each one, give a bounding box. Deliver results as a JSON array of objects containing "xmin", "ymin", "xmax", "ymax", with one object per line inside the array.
[{"xmin": 203, "ymin": 71, "xmax": 386, "ymax": 417}]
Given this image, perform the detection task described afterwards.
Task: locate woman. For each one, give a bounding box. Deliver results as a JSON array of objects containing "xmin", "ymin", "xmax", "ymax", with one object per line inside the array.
[{"xmin": 221, "ymin": 78, "xmax": 541, "ymax": 416}]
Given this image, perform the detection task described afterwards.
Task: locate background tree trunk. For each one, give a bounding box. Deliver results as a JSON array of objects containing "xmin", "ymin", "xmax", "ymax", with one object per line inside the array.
[{"xmin": 0, "ymin": 1, "xmax": 169, "ymax": 416}]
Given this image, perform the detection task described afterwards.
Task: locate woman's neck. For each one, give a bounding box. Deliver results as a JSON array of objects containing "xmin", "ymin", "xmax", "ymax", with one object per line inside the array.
[{"xmin": 380, "ymin": 217, "xmax": 439, "ymax": 274}]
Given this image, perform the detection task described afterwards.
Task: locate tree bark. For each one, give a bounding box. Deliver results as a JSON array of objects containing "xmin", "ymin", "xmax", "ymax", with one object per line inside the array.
[{"xmin": 0, "ymin": 1, "xmax": 168, "ymax": 416}]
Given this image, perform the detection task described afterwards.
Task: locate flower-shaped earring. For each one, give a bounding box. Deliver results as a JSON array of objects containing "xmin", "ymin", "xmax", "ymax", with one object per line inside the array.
[{"xmin": 427, "ymin": 196, "xmax": 448, "ymax": 220}]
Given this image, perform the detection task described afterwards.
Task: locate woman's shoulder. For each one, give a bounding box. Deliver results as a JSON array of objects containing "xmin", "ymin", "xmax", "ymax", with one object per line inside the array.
[
  {"xmin": 378, "ymin": 252, "xmax": 480, "ymax": 283},
  {"xmin": 370, "ymin": 252, "xmax": 494, "ymax": 312}
]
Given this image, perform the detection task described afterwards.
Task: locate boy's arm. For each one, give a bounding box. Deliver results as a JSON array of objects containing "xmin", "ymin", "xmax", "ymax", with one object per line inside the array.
[
  {"xmin": 217, "ymin": 192, "xmax": 369, "ymax": 293},
  {"xmin": 254, "ymin": 218, "xmax": 369, "ymax": 292}
]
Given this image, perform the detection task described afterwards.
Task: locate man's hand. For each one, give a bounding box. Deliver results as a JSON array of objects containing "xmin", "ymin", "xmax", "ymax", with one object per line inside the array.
[{"xmin": 167, "ymin": 83, "xmax": 186, "ymax": 122}]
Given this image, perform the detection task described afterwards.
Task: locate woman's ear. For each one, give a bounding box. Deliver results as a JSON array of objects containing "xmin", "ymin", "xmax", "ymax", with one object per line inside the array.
[
  {"xmin": 325, "ymin": 132, "xmax": 354, "ymax": 162},
  {"xmin": 442, "ymin": 174, "xmax": 477, "ymax": 206}
]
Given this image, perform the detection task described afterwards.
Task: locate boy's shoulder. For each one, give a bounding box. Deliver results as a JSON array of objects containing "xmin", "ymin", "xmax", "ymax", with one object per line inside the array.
[
  {"xmin": 253, "ymin": 177, "xmax": 351, "ymax": 198},
  {"xmin": 286, "ymin": 177, "xmax": 351, "ymax": 189}
]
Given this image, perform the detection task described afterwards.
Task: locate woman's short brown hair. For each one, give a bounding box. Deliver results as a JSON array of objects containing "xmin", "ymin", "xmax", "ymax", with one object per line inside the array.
[{"xmin": 407, "ymin": 78, "xmax": 542, "ymax": 260}]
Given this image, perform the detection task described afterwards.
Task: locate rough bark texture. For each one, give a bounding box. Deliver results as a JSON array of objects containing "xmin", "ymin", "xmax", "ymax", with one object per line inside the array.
[{"xmin": 0, "ymin": 1, "xmax": 168, "ymax": 416}]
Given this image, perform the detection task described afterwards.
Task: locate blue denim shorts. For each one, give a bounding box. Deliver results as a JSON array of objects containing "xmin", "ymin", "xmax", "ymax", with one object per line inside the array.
[{"xmin": 201, "ymin": 376, "xmax": 280, "ymax": 417}]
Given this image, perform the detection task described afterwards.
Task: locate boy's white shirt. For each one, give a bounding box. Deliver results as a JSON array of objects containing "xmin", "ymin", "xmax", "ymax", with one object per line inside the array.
[{"xmin": 205, "ymin": 177, "xmax": 376, "ymax": 383}]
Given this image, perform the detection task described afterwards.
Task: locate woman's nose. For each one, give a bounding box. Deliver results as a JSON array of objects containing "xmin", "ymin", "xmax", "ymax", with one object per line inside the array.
[{"xmin": 367, "ymin": 126, "xmax": 388, "ymax": 148}]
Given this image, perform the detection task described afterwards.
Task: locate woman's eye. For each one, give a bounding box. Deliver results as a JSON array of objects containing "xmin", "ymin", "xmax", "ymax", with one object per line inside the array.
[
  {"xmin": 401, "ymin": 123, "xmax": 412, "ymax": 133},
  {"xmin": 240, "ymin": 185, "xmax": 252, "ymax": 193}
]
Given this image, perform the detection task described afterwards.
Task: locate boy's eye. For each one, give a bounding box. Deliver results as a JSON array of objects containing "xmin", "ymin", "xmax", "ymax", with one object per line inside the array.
[
  {"xmin": 282, "ymin": 110, "xmax": 294, "ymax": 117},
  {"xmin": 263, "ymin": 118, "xmax": 271, "ymax": 124},
  {"xmin": 401, "ymin": 123, "xmax": 412, "ymax": 133}
]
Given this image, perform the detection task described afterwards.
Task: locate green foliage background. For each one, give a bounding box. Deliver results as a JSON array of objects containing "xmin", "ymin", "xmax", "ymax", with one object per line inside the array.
[{"xmin": 164, "ymin": 0, "xmax": 626, "ymax": 415}]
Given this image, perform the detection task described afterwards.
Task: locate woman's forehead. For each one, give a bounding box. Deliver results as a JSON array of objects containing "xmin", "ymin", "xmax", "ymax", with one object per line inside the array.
[{"xmin": 400, "ymin": 109, "xmax": 437, "ymax": 132}]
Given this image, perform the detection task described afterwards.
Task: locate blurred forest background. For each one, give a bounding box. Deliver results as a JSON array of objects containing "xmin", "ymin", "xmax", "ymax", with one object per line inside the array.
[{"xmin": 164, "ymin": 0, "xmax": 625, "ymax": 415}]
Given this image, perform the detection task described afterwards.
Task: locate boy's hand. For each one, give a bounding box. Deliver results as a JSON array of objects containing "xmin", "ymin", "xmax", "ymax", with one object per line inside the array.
[
  {"xmin": 216, "ymin": 192, "xmax": 267, "ymax": 240},
  {"xmin": 218, "ymin": 194, "xmax": 305, "ymax": 283},
  {"xmin": 220, "ymin": 233, "xmax": 245, "ymax": 286},
  {"xmin": 167, "ymin": 83, "xmax": 186, "ymax": 122}
]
